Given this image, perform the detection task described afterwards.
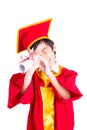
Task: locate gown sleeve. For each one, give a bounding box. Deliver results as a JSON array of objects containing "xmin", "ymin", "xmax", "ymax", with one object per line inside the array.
[
  {"xmin": 53, "ymin": 67, "xmax": 83, "ymax": 101},
  {"xmin": 7, "ymin": 73, "xmax": 34, "ymax": 108}
]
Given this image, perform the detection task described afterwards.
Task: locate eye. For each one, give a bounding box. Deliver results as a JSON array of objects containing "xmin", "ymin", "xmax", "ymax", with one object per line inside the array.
[
  {"xmin": 42, "ymin": 47, "xmax": 47, "ymax": 52},
  {"xmin": 42, "ymin": 49, "xmax": 47, "ymax": 55},
  {"xmin": 43, "ymin": 49, "xmax": 46, "ymax": 53}
]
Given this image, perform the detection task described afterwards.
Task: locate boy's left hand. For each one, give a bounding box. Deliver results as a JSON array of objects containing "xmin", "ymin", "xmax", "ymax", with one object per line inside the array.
[{"xmin": 37, "ymin": 55, "xmax": 51, "ymax": 76}]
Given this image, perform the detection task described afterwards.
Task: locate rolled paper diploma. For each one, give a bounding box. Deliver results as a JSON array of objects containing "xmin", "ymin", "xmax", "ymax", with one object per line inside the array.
[
  {"xmin": 19, "ymin": 59, "xmax": 33, "ymax": 72},
  {"xmin": 18, "ymin": 50, "xmax": 34, "ymax": 72}
]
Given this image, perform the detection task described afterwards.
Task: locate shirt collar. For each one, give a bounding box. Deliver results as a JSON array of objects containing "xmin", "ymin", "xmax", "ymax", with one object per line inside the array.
[{"xmin": 51, "ymin": 62, "xmax": 59, "ymax": 73}]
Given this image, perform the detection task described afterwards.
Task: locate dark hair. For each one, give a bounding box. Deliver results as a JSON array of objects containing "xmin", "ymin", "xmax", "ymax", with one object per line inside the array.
[{"xmin": 30, "ymin": 38, "xmax": 54, "ymax": 51}]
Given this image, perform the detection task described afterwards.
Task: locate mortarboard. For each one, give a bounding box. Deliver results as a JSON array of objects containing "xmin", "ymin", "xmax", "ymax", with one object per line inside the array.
[{"xmin": 17, "ymin": 18, "xmax": 52, "ymax": 53}]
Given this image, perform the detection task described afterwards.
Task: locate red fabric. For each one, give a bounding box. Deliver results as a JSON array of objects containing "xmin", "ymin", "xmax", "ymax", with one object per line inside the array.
[
  {"xmin": 7, "ymin": 67, "xmax": 82, "ymax": 130},
  {"xmin": 17, "ymin": 18, "xmax": 52, "ymax": 53}
]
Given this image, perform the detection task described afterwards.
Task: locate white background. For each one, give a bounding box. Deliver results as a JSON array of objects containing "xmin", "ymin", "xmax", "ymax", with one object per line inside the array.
[{"xmin": 0, "ymin": 0, "xmax": 87, "ymax": 129}]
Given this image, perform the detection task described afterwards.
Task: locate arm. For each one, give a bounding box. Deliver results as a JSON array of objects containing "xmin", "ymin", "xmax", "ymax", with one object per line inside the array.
[
  {"xmin": 47, "ymin": 72, "xmax": 71, "ymax": 99},
  {"xmin": 22, "ymin": 54, "xmax": 40, "ymax": 94},
  {"xmin": 7, "ymin": 53, "xmax": 42, "ymax": 108},
  {"xmin": 37, "ymin": 56, "xmax": 71, "ymax": 100},
  {"xmin": 56, "ymin": 67, "xmax": 83, "ymax": 101},
  {"xmin": 7, "ymin": 72, "xmax": 35, "ymax": 108}
]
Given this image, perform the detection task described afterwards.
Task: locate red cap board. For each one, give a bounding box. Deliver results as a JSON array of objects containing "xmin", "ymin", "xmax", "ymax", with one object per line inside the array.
[{"xmin": 17, "ymin": 18, "xmax": 52, "ymax": 53}]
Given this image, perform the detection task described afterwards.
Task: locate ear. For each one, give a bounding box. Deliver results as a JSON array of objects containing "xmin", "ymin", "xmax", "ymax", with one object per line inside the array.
[{"xmin": 53, "ymin": 44, "xmax": 56, "ymax": 52}]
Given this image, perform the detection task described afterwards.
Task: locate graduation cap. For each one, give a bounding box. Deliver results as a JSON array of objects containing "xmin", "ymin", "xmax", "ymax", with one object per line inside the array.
[{"xmin": 17, "ymin": 18, "xmax": 52, "ymax": 53}]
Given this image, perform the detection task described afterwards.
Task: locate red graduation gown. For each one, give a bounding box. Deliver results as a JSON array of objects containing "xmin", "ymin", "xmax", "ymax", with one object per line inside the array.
[{"xmin": 7, "ymin": 66, "xmax": 82, "ymax": 130}]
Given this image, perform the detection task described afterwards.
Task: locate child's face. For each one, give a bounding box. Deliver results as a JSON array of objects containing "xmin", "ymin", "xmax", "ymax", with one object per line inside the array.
[{"xmin": 34, "ymin": 41, "xmax": 56, "ymax": 67}]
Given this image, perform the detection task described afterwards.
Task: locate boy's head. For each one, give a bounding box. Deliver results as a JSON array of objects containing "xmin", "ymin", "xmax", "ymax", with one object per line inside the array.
[
  {"xmin": 30, "ymin": 38, "xmax": 56, "ymax": 67},
  {"xmin": 17, "ymin": 18, "xmax": 57, "ymax": 67}
]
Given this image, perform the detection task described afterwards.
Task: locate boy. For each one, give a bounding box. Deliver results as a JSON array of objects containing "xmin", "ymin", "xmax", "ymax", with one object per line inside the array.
[{"xmin": 7, "ymin": 18, "xmax": 82, "ymax": 130}]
